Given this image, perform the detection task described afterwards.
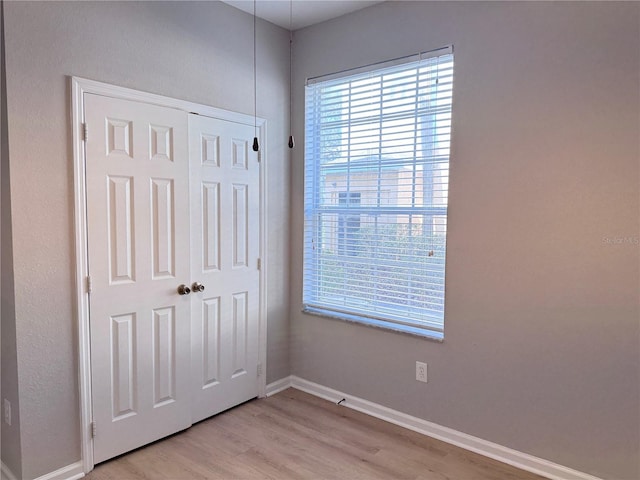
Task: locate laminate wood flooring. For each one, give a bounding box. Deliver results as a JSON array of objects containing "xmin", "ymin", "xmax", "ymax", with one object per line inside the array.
[{"xmin": 85, "ymin": 388, "xmax": 547, "ymax": 480}]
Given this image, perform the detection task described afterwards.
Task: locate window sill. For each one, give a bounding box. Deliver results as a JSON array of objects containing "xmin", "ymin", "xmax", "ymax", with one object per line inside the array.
[{"xmin": 302, "ymin": 306, "xmax": 444, "ymax": 342}]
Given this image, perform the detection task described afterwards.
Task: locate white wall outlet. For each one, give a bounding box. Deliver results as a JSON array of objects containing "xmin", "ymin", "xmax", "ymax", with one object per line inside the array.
[
  {"xmin": 416, "ymin": 361, "xmax": 428, "ymax": 383},
  {"xmin": 4, "ymin": 398, "xmax": 11, "ymax": 426}
]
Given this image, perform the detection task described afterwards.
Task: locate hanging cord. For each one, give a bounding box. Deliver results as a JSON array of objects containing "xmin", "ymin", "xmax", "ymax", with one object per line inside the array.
[
  {"xmin": 288, "ymin": 0, "xmax": 295, "ymax": 149},
  {"xmin": 252, "ymin": 0, "xmax": 259, "ymax": 152}
]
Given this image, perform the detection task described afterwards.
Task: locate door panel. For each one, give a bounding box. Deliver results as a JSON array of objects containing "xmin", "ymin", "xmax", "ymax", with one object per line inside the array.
[
  {"xmin": 189, "ymin": 115, "xmax": 260, "ymax": 423},
  {"xmin": 111, "ymin": 312, "xmax": 136, "ymax": 419},
  {"xmin": 107, "ymin": 175, "xmax": 135, "ymax": 284},
  {"xmin": 85, "ymin": 94, "xmax": 191, "ymax": 463},
  {"xmin": 202, "ymin": 182, "xmax": 221, "ymax": 271},
  {"xmin": 150, "ymin": 178, "xmax": 175, "ymax": 279}
]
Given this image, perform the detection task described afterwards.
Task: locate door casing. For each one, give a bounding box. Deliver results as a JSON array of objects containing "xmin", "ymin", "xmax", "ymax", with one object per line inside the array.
[{"xmin": 71, "ymin": 76, "xmax": 268, "ymax": 474}]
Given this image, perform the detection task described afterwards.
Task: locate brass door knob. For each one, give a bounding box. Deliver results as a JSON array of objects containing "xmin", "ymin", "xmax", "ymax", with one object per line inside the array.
[
  {"xmin": 192, "ymin": 282, "xmax": 205, "ymax": 293},
  {"xmin": 177, "ymin": 284, "xmax": 191, "ymax": 295}
]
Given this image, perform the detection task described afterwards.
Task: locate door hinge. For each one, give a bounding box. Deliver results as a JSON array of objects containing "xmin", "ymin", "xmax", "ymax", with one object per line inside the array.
[
  {"xmin": 91, "ymin": 421, "xmax": 97, "ymax": 438},
  {"xmin": 82, "ymin": 123, "xmax": 88, "ymax": 141},
  {"xmin": 257, "ymin": 150, "xmax": 262, "ymax": 163},
  {"xmin": 257, "ymin": 258, "xmax": 261, "ymax": 270},
  {"xmin": 86, "ymin": 275, "xmax": 92, "ymax": 294},
  {"xmin": 257, "ymin": 363, "xmax": 263, "ymax": 377}
]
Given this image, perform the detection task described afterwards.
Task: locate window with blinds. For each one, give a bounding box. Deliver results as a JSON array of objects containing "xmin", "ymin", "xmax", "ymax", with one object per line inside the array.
[{"xmin": 303, "ymin": 47, "xmax": 454, "ymax": 338}]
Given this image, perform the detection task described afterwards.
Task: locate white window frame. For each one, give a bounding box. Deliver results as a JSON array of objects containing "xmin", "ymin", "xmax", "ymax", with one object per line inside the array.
[{"xmin": 302, "ymin": 46, "xmax": 454, "ymax": 340}]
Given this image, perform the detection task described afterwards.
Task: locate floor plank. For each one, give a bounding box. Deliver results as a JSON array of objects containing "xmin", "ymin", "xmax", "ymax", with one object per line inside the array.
[{"xmin": 85, "ymin": 388, "xmax": 547, "ymax": 480}]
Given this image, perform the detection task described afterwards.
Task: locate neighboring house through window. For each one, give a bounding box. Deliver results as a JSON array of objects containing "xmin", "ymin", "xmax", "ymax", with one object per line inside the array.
[
  {"xmin": 303, "ymin": 46, "xmax": 454, "ymax": 338},
  {"xmin": 337, "ymin": 192, "xmax": 360, "ymax": 256}
]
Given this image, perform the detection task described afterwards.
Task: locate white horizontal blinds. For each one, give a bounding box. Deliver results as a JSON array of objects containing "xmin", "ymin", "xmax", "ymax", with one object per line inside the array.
[{"xmin": 304, "ymin": 50, "xmax": 453, "ymax": 333}]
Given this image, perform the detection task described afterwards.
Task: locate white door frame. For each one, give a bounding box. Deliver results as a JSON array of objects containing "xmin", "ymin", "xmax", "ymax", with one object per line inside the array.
[{"xmin": 71, "ymin": 76, "xmax": 268, "ymax": 474}]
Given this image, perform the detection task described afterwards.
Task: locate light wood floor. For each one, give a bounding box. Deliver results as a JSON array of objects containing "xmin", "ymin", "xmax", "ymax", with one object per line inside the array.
[{"xmin": 85, "ymin": 388, "xmax": 546, "ymax": 480}]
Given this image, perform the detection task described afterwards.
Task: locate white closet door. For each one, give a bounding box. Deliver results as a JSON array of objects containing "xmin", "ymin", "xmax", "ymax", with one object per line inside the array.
[
  {"xmin": 85, "ymin": 94, "xmax": 191, "ymax": 463},
  {"xmin": 188, "ymin": 114, "xmax": 261, "ymax": 423}
]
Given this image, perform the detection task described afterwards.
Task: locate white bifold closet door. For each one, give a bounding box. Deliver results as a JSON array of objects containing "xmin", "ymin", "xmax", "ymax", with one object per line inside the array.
[{"xmin": 84, "ymin": 94, "xmax": 260, "ymax": 464}]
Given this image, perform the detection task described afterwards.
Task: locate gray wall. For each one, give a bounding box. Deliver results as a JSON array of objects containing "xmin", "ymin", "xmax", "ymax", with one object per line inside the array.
[
  {"xmin": 290, "ymin": 2, "xmax": 640, "ymax": 479},
  {"xmin": 2, "ymin": 1, "xmax": 290, "ymax": 478},
  {"xmin": 1, "ymin": 0, "xmax": 23, "ymax": 477}
]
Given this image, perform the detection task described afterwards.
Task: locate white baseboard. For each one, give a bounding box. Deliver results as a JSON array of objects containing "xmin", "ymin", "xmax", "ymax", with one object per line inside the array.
[
  {"xmin": 265, "ymin": 375, "xmax": 293, "ymax": 397},
  {"xmin": 33, "ymin": 462, "xmax": 84, "ymax": 480},
  {"xmin": 1, "ymin": 462, "xmax": 18, "ymax": 480},
  {"xmin": 266, "ymin": 375, "xmax": 602, "ymax": 480}
]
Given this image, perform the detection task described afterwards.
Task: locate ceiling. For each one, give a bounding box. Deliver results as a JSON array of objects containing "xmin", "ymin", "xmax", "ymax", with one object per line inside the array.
[{"xmin": 220, "ymin": 0, "xmax": 384, "ymax": 30}]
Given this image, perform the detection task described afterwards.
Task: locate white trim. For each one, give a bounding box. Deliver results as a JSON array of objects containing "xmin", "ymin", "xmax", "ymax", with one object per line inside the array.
[
  {"xmin": 71, "ymin": 77, "xmax": 259, "ymax": 125},
  {"xmin": 265, "ymin": 376, "xmax": 292, "ymax": 397},
  {"xmin": 288, "ymin": 376, "xmax": 603, "ymax": 480},
  {"xmin": 33, "ymin": 462, "xmax": 84, "ymax": 480},
  {"xmin": 71, "ymin": 76, "xmax": 94, "ymax": 475},
  {"xmin": 1, "ymin": 462, "xmax": 18, "ymax": 480},
  {"xmin": 71, "ymin": 76, "xmax": 268, "ymax": 474}
]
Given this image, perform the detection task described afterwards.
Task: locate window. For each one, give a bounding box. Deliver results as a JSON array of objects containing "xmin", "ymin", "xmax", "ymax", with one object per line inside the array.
[{"xmin": 303, "ymin": 47, "xmax": 454, "ymax": 338}]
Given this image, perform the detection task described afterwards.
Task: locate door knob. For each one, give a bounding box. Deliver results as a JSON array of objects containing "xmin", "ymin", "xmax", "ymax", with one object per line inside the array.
[
  {"xmin": 192, "ymin": 282, "xmax": 205, "ymax": 293},
  {"xmin": 177, "ymin": 284, "xmax": 191, "ymax": 295}
]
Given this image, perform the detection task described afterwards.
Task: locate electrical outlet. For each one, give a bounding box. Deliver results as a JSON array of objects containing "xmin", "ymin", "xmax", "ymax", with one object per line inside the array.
[
  {"xmin": 4, "ymin": 399, "xmax": 11, "ymax": 426},
  {"xmin": 416, "ymin": 361, "xmax": 428, "ymax": 383}
]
